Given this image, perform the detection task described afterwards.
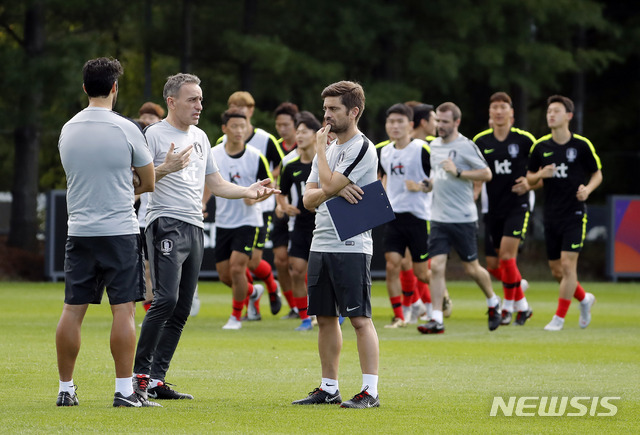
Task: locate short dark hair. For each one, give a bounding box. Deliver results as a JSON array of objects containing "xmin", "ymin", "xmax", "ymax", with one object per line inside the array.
[
  {"xmin": 490, "ymin": 91, "xmax": 512, "ymax": 106},
  {"xmin": 547, "ymin": 94, "xmax": 574, "ymax": 113},
  {"xmin": 385, "ymin": 103, "xmax": 413, "ymax": 121},
  {"xmin": 295, "ymin": 111, "xmax": 322, "ymax": 132},
  {"xmin": 274, "ymin": 102, "xmax": 299, "ymax": 119},
  {"xmin": 410, "ymin": 103, "xmax": 434, "ymax": 125},
  {"xmin": 221, "ymin": 109, "xmax": 246, "ymax": 126},
  {"xmin": 436, "ymin": 102, "xmax": 462, "ymax": 121},
  {"xmin": 321, "ymin": 81, "xmax": 365, "ymax": 122},
  {"xmin": 82, "ymin": 57, "xmax": 123, "ymax": 98}
]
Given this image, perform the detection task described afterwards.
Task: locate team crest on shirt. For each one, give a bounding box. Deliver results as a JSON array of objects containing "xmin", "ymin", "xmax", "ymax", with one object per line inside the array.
[
  {"xmin": 337, "ymin": 150, "xmax": 347, "ymax": 165},
  {"xmin": 508, "ymin": 143, "xmax": 519, "ymax": 158},
  {"xmin": 448, "ymin": 150, "xmax": 457, "ymax": 159},
  {"xmin": 193, "ymin": 142, "xmax": 203, "ymax": 159},
  {"xmin": 161, "ymin": 239, "xmax": 173, "ymax": 255},
  {"xmin": 566, "ymin": 147, "xmax": 577, "ymax": 162}
]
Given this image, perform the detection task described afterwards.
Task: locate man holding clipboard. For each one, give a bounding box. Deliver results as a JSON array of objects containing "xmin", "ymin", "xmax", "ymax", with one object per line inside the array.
[{"xmin": 292, "ymin": 81, "xmax": 381, "ymax": 409}]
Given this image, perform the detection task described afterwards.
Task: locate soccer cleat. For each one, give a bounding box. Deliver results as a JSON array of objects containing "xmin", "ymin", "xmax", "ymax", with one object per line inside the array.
[
  {"xmin": 579, "ymin": 293, "xmax": 596, "ymax": 329},
  {"xmin": 410, "ymin": 300, "xmax": 427, "ymax": 325},
  {"xmin": 132, "ymin": 374, "xmax": 162, "ymax": 407},
  {"xmin": 148, "ymin": 381, "xmax": 193, "ymax": 400},
  {"xmin": 521, "ymin": 278, "xmax": 529, "ymax": 292},
  {"xmin": 190, "ymin": 286, "xmax": 200, "ymax": 317},
  {"xmin": 442, "ymin": 294, "xmax": 453, "ymax": 318},
  {"xmin": 384, "ymin": 317, "xmax": 406, "ymax": 329},
  {"xmin": 500, "ymin": 309, "xmax": 513, "ymax": 325},
  {"xmin": 282, "ymin": 308, "xmax": 300, "ymax": 319},
  {"xmin": 269, "ymin": 281, "xmax": 283, "ymax": 315},
  {"xmin": 113, "ymin": 392, "xmax": 142, "ymax": 407},
  {"xmin": 56, "ymin": 386, "xmax": 79, "ymax": 407},
  {"xmin": 514, "ymin": 308, "xmax": 533, "ymax": 326},
  {"xmin": 222, "ymin": 315, "xmax": 242, "ymax": 330},
  {"xmin": 340, "ymin": 388, "xmax": 380, "ymax": 408},
  {"xmin": 292, "ymin": 387, "xmax": 342, "ymax": 405},
  {"xmin": 295, "ymin": 318, "xmax": 313, "ymax": 331},
  {"xmin": 247, "ymin": 284, "xmax": 264, "ymax": 321},
  {"xmin": 544, "ymin": 315, "xmax": 565, "ymax": 331},
  {"xmin": 417, "ymin": 320, "xmax": 445, "ymax": 334},
  {"xmin": 488, "ymin": 300, "xmax": 502, "ymax": 331}
]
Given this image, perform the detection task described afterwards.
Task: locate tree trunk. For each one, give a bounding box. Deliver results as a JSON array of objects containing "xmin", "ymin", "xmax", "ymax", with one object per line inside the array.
[
  {"xmin": 8, "ymin": 1, "xmax": 45, "ymax": 252},
  {"xmin": 143, "ymin": 0, "xmax": 153, "ymax": 100},
  {"xmin": 181, "ymin": 0, "xmax": 193, "ymax": 73},
  {"xmin": 240, "ymin": 0, "xmax": 257, "ymax": 91}
]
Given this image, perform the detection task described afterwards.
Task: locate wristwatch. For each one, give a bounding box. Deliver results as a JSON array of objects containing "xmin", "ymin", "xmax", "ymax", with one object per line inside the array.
[{"xmin": 456, "ymin": 168, "xmax": 462, "ymax": 178}]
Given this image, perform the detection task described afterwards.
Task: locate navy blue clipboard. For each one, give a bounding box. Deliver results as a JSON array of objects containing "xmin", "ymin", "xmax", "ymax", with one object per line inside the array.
[{"xmin": 326, "ymin": 180, "xmax": 395, "ymax": 241}]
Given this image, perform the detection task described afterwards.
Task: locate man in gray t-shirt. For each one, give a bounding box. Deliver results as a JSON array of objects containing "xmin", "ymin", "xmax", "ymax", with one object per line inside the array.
[
  {"xmin": 133, "ymin": 73, "xmax": 278, "ymax": 403},
  {"xmin": 417, "ymin": 102, "xmax": 502, "ymax": 335},
  {"xmin": 55, "ymin": 58, "xmax": 155, "ymax": 408}
]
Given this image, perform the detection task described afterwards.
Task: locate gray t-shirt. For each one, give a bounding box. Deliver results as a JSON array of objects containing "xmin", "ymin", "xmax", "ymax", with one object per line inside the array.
[
  {"xmin": 429, "ymin": 133, "xmax": 488, "ymax": 223},
  {"xmin": 308, "ymin": 133, "xmax": 378, "ymax": 254},
  {"xmin": 59, "ymin": 107, "xmax": 153, "ymax": 237},
  {"xmin": 145, "ymin": 120, "xmax": 219, "ymax": 229}
]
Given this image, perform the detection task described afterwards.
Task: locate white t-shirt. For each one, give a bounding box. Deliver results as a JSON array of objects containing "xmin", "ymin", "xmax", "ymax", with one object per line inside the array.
[{"xmin": 308, "ymin": 133, "xmax": 378, "ymax": 255}]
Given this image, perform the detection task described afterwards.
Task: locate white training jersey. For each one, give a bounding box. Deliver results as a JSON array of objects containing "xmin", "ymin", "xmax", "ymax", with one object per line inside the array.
[
  {"xmin": 145, "ymin": 120, "xmax": 218, "ymax": 229},
  {"xmin": 211, "ymin": 144, "xmax": 272, "ymax": 229},
  {"xmin": 308, "ymin": 133, "xmax": 378, "ymax": 255},
  {"xmin": 379, "ymin": 138, "xmax": 432, "ymax": 221}
]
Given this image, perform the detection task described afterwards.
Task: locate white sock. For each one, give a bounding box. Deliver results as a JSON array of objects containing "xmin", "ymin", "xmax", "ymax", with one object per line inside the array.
[
  {"xmin": 426, "ymin": 303, "xmax": 433, "ymax": 318},
  {"xmin": 431, "ymin": 310, "xmax": 444, "ymax": 324},
  {"xmin": 116, "ymin": 377, "xmax": 134, "ymax": 397},
  {"xmin": 59, "ymin": 379, "xmax": 75, "ymax": 394},
  {"xmin": 362, "ymin": 374, "xmax": 378, "ymax": 398},
  {"xmin": 487, "ymin": 295, "xmax": 500, "ymax": 307},
  {"xmin": 503, "ymin": 299, "xmax": 515, "ymax": 312},
  {"xmin": 321, "ymin": 378, "xmax": 338, "ymax": 394},
  {"xmin": 515, "ymin": 297, "xmax": 529, "ymax": 311}
]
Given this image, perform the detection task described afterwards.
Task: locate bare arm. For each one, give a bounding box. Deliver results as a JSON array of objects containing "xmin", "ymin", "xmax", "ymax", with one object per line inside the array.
[
  {"xmin": 526, "ymin": 164, "xmax": 556, "ymax": 186},
  {"xmin": 155, "ymin": 143, "xmax": 192, "ymax": 182},
  {"xmin": 576, "ymin": 170, "xmax": 603, "ymax": 202},
  {"xmin": 133, "ymin": 163, "xmax": 155, "ymax": 195},
  {"xmin": 441, "ymin": 158, "xmax": 492, "ymax": 182},
  {"xmin": 204, "ymin": 171, "xmax": 280, "ymax": 200},
  {"xmin": 314, "ymin": 126, "xmax": 353, "ymax": 196}
]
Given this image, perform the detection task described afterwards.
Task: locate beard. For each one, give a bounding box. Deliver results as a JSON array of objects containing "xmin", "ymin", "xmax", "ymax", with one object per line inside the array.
[{"xmin": 326, "ymin": 118, "xmax": 349, "ymax": 134}]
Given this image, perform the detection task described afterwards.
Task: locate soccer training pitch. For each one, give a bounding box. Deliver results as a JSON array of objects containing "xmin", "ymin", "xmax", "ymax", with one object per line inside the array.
[{"xmin": 1, "ymin": 280, "xmax": 638, "ymax": 433}]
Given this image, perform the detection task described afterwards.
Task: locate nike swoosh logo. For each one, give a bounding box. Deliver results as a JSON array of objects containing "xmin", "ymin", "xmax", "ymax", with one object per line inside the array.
[
  {"xmin": 513, "ymin": 231, "xmax": 521, "ymax": 236},
  {"xmin": 346, "ymin": 306, "xmax": 360, "ymax": 312},
  {"xmin": 571, "ymin": 243, "xmax": 581, "ymax": 249},
  {"xmin": 543, "ymin": 151, "xmax": 554, "ymax": 157},
  {"xmin": 244, "ymin": 246, "xmax": 252, "ymax": 251},
  {"xmin": 116, "ymin": 396, "xmax": 140, "ymax": 406},
  {"xmin": 420, "ymin": 253, "xmax": 428, "ymax": 260},
  {"xmin": 484, "ymin": 149, "xmax": 495, "ymax": 154},
  {"xmin": 293, "ymin": 170, "xmax": 302, "ymax": 177}
]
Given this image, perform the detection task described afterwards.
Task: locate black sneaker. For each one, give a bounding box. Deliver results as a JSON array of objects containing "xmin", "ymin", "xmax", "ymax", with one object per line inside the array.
[
  {"xmin": 500, "ymin": 309, "xmax": 512, "ymax": 325},
  {"xmin": 113, "ymin": 392, "xmax": 142, "ymax": 407},
  {"xmin": 340, "ymin": 389, "xmax": 380, "ymax": 408},
  {"xmin": 133, "ymin": 374, "xmax": 162, "ymax": 407},
  {"xmin": 56, "ymin": 387, "xmax": 79, "ymax": 407},
  {"xmin": 282, "ymin": 308, "xmax": 300, "ymax": 320},
  {"xmin": 292, "ymin": 388, "xmax": 342, "ymax": 405},
  {"xmin": 488, "ymin": 301, "xmax": 501, "ymax": 331},
  {"xmin": 417, "ymin": 320, "xmax": 445, "ymax": 334},
  {"xmin": 269, "ymin": 283, "xmax": 283, "ymax": 315},
  {"xmin": 148, "ymin": 381, "xmax": 193, "ymax": 400},
  {"xmin": 514, "ymin": 308, "xmax": 533, "ymax": 326}
]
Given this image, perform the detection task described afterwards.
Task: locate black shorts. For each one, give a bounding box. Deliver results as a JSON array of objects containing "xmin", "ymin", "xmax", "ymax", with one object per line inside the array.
[
  {"xmin": 139, "ymin": 227, "xmax": 149, "ymax": 260},
  {"xmin": 271, "ymin": 214, "xmax": 289, "ymax": 248},
  {"xmin": 383, "ymin": 213, "xmax": 429, "ymax": 262},
  {"xmin": 486, "ymin": 208, "xmax": 530, "ymax": 251},
  {"xmin": 307, "ymin": 252, "xmax": 372, "ymax": 318},
  {"xmin": 288, "ymin": 224, "xmax": 314, "ymax": 261},
  {"xmin": 483, "ymin": 214, "xmax": 497, "ymax": 258},
  {"xmin": 64, "ymin": 234, "xmax": 145, "ymax": 305},
  {"xmin": 429, "ymin": 221, "xmax": 479, "ymax": 262},
  {"xmin": 254, "ymin": 211, "xmax": 273, "ymax": 250},
  {"xmin": 215, "ymin": 225, "xmax": 258, "ymax": 262},
  {"xmin": 544, "ymin": 213, "xmax": 588, "ymax": 261}
]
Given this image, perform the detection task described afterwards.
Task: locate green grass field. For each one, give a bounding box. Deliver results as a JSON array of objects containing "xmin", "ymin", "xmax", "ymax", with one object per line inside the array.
[{"xmin": 1, "ymin": 280, "xmax": 638, "ymax": 434}]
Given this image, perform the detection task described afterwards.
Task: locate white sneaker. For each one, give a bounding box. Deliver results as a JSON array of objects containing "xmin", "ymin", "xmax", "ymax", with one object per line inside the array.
[
  {"xmin": 247, "ymin": 284, "xmax": 264, "ymax": 321},
  {"xmin": 222, "ymin": 316, "xmax": 242, "ymax": 330},
  {"xmin": 579, "ymin": 293, "xmax": 596, "ymax": 328},
  {"xmin": 409, "ymin": 300, "xmax": 427, "ymax": 324},
  {"xmin": 384, "ymin": 317, "xmax": 406, "ymax": 328},
  {"xmin": 520, "ymin": 279, "xmax": 529, "ymax": 292},
  {"xmin": 190, "ymin": 286, "xmax": 200, "ymax": 317},
  {"xmin": 544, "ymin": 315, "xmax": 564, "ymax": 331}
]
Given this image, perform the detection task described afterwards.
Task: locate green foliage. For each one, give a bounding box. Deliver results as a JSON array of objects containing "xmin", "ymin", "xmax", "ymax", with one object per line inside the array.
[{"xmin": 0, "ymin": 280, "xmax": 638, "ymax": 432}]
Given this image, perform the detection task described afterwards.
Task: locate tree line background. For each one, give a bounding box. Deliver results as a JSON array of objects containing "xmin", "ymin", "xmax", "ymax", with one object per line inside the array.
[{"xmin": 1, "ymin": 0, "xmax": 639, "ymax": 253}]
